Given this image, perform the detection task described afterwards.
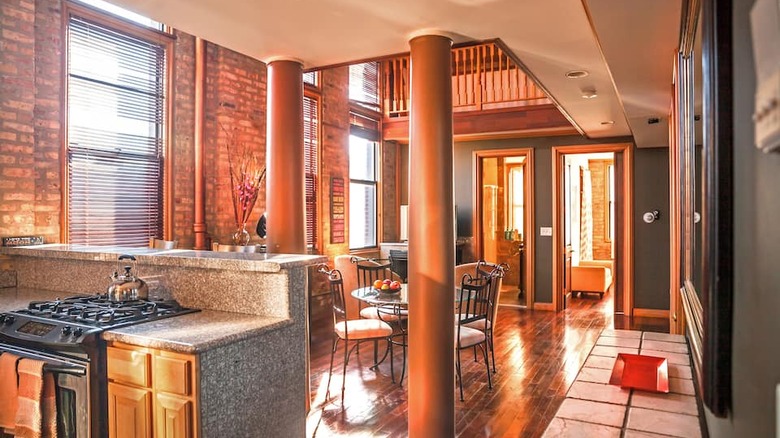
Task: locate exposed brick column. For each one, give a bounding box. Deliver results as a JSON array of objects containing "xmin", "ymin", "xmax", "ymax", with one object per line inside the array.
[
  {"xmin": 33, "ymin": 0, "xmax": 62, "ymax": 240},
  {"xmin": 407, "ymin": 33, "xmax": 455, "ymax": 437},
  {"xmin": 0, "ymin": 0, "xmax": 38, "ymax": 238},
  {"xmin": 266, "ymin": 59, "xmax": 305, "ymax": 254}
]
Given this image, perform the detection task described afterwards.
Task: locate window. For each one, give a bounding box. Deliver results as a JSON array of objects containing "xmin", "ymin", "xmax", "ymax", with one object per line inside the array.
[
  {"xmin": 66, "ymin": 7, "xmax": 168, "ymax": 246},
  {"xmin": 507, "ymin": 164, "xmax": 524, "ymax": 235},
  {"xmin": 348, "ymin": 62, "xmax": 381, "ymax": 249},
  {"xmin": 349, "ymin": 62, "xmax": 380, "ymax": 112},
  {"xmin": 303, "ymin": 71, "xmax": 318, "ymax": 87},
  {"xmin": 304, "ymin": 95, "xmax": 319, "ymax": 249},
  {"xmin": 73, "ymin": 0, "xmax": 164, "ymax": 30},
  {"xmin": 349, "ymin": 135, "xmax": 378, "ymax": 249}
]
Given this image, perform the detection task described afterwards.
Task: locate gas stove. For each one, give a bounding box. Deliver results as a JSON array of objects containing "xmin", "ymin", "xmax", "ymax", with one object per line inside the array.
[
  {"xmin": 0, "ymin": 295, "xmax": 198, "ymax": 350},
  {"xmin": 0, "ymin": 295, "xmax": 198, "ymax": 438}
]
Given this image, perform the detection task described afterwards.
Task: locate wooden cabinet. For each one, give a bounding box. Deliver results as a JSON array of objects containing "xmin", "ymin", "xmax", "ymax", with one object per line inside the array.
[
  {"xmin": 107, "ymin": 343, "xmax": 199, "ymax": 438},
  {"xmin": 155, "ymin": 393, "xmax": 192, "ymax": 438},
  {"xmin": 108, "ymin": 383, "xmax": 152, "ymax": 438}
]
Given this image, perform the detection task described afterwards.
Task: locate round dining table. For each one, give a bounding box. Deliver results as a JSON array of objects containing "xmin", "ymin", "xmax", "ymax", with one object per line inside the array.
[
  {"xmin": 351, "ymin": 285, "xmax": 409, "ymax": 306},
  {"xmin": 351, "ymin": 284, "xmax": 470, "ymax": 309}
]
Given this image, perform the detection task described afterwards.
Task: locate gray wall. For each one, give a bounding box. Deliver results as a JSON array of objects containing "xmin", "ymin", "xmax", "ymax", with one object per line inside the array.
[
  {"xmin": 705, "ymin": 0, "xmax": 780, "ymax": 436},
  {"xmin": 633, "ymin": 148, "xmax": 671, "ymax": 309},
  {"xmin": 453, "ymin": 135, "xmax": 669, "ymax": 308}
]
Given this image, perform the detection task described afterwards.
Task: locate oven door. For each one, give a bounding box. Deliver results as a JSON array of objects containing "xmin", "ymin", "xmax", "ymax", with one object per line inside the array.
[{"xmin": 0, "ymin": 343, "xmax": 89, "ymax": 438}]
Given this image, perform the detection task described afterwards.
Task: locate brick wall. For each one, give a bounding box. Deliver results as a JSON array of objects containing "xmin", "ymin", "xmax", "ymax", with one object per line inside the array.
[
  {"xmin": 0, "ymin": 1, "xmax": 269, "ymax": 247},
  {"xmin": 589, "ymin": 159, "xmax": 612, "ymax": 260},
  {"xmin": 382, "ymin": 140, "xmax": 398, "ymax": 243},
  {"xmin": 0, "ymin": 0, "xmax": 62, "ymax": 242},
  {"xmin": 203, "ymin": 42, "xmax": 266, "ymax": 246},
  {"xmin": 0, "ymin": 2, "xmax": 373, "ymax": 261},
  {"xmin": 319, "ymin": 67, "xmax": 350, "ymax": 259},
  {"xmin": 308, "ymin": 67, "xmax": 349, "ymax": 295}
]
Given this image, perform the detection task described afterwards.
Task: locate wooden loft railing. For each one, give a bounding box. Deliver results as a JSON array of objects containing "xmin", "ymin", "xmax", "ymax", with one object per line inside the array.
[{"xmin": 382, "ymin": 42, "xmax": 550, "ymax": 118}]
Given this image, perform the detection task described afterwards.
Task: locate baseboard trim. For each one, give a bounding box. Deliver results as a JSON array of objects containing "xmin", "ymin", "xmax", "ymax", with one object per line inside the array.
[
  {"xmin": 633, "ymin": 308, "xmax": 669, "ymax": 318},
  {"xmin": 533, "ymin": 302, "xmax": 554, "ymax": 311}
]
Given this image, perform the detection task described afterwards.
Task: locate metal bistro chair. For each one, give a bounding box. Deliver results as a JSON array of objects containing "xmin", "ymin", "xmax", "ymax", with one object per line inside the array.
[
  {"xmin": 318, "ymin": 264, "xmax": 394, "ymax": 400},
  {"xmin": 474, "ymin": 260, "xmax": 508, "ymax": 373},
  {"xmin": 351, "ymin": 257, "xmax": 408, "ymax": 363},
  {"xmin": 455, "ymin": 273, "xmax": 493, "ymax": 401}
]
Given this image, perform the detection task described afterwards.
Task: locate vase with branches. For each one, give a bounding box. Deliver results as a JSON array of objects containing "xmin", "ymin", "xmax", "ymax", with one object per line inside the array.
[{"xmin": 222, "ymin": 124, "xmax": 266, "ymax": 245}]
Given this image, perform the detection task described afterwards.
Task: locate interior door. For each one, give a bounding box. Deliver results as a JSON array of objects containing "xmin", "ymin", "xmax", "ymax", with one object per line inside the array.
[{"xmin": 562, "ymin": 161, "xmax": 572, "ymax": 309}]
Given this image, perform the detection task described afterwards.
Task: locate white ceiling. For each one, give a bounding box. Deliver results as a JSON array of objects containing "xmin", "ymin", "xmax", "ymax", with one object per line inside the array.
[{"xmin": 109, "ymin": 0, "xmax": 682, "ymax": 148}]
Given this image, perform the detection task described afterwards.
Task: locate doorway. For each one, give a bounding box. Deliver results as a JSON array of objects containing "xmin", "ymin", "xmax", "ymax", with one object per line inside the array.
[
  {"xmin": 552, "ymin": 143, "xmax": 634, "ymax": 315},
  {"xmin": 474, "ymin": 148, "xmax": 534, "ymax": 308}
]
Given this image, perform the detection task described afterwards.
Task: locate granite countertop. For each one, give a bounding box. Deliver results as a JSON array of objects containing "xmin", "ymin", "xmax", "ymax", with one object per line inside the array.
[
  {"xmin": 0, "ymin": 287, "xmax": 291, "ymax": 354},
  {"xmin": 0, "ymin": 244, "xmax": 326, "ymax": 273},
  {"xmin": 102, "ymin": 310, "xmax": 291, "ymax": 354}
]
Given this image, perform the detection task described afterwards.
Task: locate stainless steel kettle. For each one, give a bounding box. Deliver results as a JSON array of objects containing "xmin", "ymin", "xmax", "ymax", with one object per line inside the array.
[{"xmin": 107, "ymin": 254, "xmax": 148, "ymax": 302}]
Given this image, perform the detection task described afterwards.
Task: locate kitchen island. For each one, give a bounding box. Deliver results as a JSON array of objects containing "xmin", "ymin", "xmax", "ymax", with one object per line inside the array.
[{"xmin": 0, "ymin": 244, "xmax": 325, "ymax": 437}]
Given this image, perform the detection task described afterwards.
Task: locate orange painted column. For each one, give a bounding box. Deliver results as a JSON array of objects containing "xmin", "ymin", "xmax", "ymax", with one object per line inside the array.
[
  {"xmin": 266, "ymin": 59, "xmax": 306, "ymax": 254},
  {"xmin": 407, "ymin": 33, "xmax": 455, "ymax": 437}
]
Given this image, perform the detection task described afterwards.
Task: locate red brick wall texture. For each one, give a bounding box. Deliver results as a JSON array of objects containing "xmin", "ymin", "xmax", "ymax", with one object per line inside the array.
[
  {"xmin": 0, "ymin": 2, "xmax": 386, "ymax": 263},
  {"xmin": 0, "ymin": 1, "xmax": 274, "ymax": 249}
]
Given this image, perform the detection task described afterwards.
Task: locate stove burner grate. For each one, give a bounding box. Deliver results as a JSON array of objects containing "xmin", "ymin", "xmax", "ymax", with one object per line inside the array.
[{"xmin": 20, "ymin": 295, "xmax": 190, "ymax": 328}]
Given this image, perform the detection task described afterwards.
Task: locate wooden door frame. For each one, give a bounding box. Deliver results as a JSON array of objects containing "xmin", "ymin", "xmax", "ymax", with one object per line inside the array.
[
  {"xmin": 472, "ymin": 148, "xmax": 535, "ymax": 308},
  {"xmin": 551, "ymin": 143, "xmax": 634, "ymax": 314}
]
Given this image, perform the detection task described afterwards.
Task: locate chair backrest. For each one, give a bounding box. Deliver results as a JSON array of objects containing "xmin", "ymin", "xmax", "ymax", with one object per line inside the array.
[
  {"xmin": 334, "ymin": 255, "xmax": 360, "ymax": 320},
  {"xmin": 351, "ymin": 256, "xmax": 393, "ymax": 288},
  {"xmin": 318, "ymin": 264, "xmax": 348, "ymax": 329},
  {"xmin": 454, "ymin": 262, "xmax": 480, "ymax": 286},
  {"xmin": 388, "ymin": 250, "xmax": 408, "ymax": 282},
  {"xmin": 150, "ymin": 238, "xmax": 177, "ymax": 249},
  {"xmin": 456, "ymin": 273, "xmax": 492, "ymax": 327},
  {"xmin": 214, "ymin": 243, "xmax": 257, "ymax": 253},
  {"xmin": 476, "ymin": 260, "xmax": 508, "ymax": 328}
]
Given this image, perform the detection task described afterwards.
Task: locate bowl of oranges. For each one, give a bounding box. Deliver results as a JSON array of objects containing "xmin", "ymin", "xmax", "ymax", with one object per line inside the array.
[{"xmin": 373, "ymin": 279, "xmax": 402, "ymax": 294}]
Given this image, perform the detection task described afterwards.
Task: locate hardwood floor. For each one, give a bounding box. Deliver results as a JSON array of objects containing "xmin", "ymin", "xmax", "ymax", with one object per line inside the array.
[{"xmin": 307, "ymin": 290, "xmax": 668, "ymax": 437}]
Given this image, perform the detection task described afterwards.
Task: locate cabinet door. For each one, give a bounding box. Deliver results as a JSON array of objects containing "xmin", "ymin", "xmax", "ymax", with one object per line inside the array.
[
  {"xmin": 155, "ymin": 393, "xmax": 193, "ymax": 438},
  {"xmin": 108, "ymin": 383, "xmax": 151, "ymax": 438},
  {"xmin": 107, "ymin": 346, "xmax": 151, "ymax": 387}
]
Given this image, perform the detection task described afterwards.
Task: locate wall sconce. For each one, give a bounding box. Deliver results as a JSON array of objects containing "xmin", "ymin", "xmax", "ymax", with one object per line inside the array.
[{"xmin": 643, "ymin": 209, "xmax": 661, "ymax": 224}]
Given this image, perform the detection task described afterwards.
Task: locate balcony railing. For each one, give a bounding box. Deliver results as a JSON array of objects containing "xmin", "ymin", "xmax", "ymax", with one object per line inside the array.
[{"xmin": 382, "ymin": 42, "xmax": 550, "ymax": 118}]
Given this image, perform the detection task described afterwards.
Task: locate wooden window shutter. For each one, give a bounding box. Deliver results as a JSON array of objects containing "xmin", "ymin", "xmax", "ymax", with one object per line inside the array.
[
  {"xmin": 66, "ymin": 13, "xmax": 167, "ymax": 247},
  {"xmin": 304, "ymin": 95, "xmax": 319, "ymax": 249}
]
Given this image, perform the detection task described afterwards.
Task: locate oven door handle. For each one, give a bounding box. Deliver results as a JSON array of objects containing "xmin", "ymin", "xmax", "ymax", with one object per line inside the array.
[{"xmin": 44, "ymin": 363, "xmax": 86, "ymax": 376}]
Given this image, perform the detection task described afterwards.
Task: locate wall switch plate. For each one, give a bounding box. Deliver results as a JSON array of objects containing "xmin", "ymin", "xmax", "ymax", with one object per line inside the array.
[{"xmin": 540, "ymin": 227, "xmax": 552, "ymax": 236}]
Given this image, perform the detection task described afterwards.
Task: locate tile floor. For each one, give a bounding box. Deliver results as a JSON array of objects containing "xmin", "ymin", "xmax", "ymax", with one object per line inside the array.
[{"xmin": 542, "ymin": 330, "xmax": 702, "ymax": 438}]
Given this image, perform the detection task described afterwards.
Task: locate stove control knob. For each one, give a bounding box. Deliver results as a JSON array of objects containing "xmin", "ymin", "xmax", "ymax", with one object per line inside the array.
[
  {"xmin": 3, "ymin": 315, "xmax": 14, "ymax": 325},
  {"xmin": 73, "ymin": 327, "xmax": 83, "ymax": 337},
  {"xmin": 61, "ymin": 326, "xmax": 72, "ymax": 336}
]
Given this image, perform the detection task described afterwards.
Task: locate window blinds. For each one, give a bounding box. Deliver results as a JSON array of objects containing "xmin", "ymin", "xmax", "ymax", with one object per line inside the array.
[
  {"xmin": 304, "ymin": 95, "xmax": 319, "ymax": 249},
  {"xmin": 66, "ymin": 14, "xmax": 166, "ymax": 247},
  {"xmin": 349, "ymin": 62, "xmax": 380, "ymax": 111}
]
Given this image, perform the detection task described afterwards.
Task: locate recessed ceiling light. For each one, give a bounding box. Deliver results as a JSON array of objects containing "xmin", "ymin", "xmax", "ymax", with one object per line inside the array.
[
  {"xmin": 601, "ymin": 120, "xmax": 615, "ymax": 125},
  {"xmin": 581, "ymin": 88, "xmax": 598, "ymax": 99},
  {"xmin": 566, "ymin": 70, "xmax": 589, "ymax": 79}
]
